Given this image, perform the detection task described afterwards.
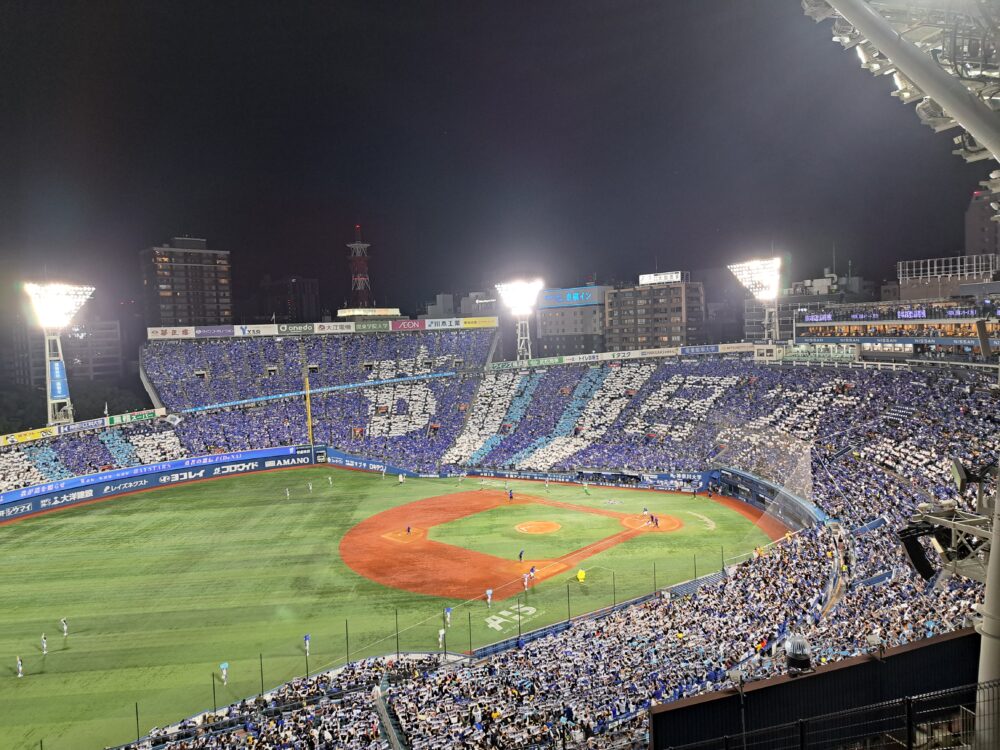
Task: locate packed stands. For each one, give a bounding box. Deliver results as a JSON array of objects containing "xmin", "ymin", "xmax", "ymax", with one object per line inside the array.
[
  {"xmin": 442, "ymin": 371, "xmax": 524, "ymax": 465},
  {"xmin": 142, "ymin": 330, "xmax": 494, "ymax": 411},
  {"xmin": 473, "ymin": 365, "xmax": 588, "ymax": 470},
  {"xmin": 0, "ymin": 446, "xmax": 49, "ymax": 491},
  {"xmin": 123, "ymin": 657, "xmax": 440, "ymax": 750},
  {"xmin": 2, "ymin": 342, "xmax": 994, "ymax": 749},
  {"xmin": 517, "ymin": 362, "xmax": 657, "ymax": 470}
]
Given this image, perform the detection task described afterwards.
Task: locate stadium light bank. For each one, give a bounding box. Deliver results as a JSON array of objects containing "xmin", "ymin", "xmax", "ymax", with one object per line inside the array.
[
  {"xmin": 496, "ymin": 279, "xmax": 544, "ymax": 361},
  {"xmin": 728, "ymin": 257, "xmax": 781, "ymax": 342},
  {"xmin": 24, "ymin": 282, "xmax": 94, "ymax": 426}
]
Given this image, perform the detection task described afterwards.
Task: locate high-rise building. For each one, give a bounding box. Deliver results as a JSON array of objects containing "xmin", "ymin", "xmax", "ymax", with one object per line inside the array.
[
  {"xmin": 419, "ymin": 291, "xmax": 499, "ymax": 319},
  {"xmin": 139, "ymin": 237, "xmax": 232, "ymax": 327},
  {"xmin": 965, "ymin": 191, "xmax": 1000, "ymax": 256},
  {"xmin": 604, "ymin": 276, "xmax": 706, "ymax": 350},
  {"xmin": 534, "ymin": 285, "xmax": 610, "ymax": 356},
  {"xmin": 420, "ymin": 293, "xmax": 455, "ymax": 318},
  {"xmin": 259, "ymin": 275, "xmax": 320, "ymax": 323}
]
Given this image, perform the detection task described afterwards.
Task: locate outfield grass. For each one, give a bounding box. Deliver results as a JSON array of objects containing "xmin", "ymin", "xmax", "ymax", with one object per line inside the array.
[{"xmin": 0, "ymin": 468, "xmax": 771, "ymax": 749}]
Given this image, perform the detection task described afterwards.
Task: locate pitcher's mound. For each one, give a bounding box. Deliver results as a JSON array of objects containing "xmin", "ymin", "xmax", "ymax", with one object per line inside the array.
[{"xmin": 516, "ymin": 521, "xmax": 561, "ymax": 534}]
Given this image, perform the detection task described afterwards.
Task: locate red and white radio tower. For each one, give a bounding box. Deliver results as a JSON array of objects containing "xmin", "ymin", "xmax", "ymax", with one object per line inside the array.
[{"xmin": 346, "ymin": 224, "xmax": 372, "ymax": 308}]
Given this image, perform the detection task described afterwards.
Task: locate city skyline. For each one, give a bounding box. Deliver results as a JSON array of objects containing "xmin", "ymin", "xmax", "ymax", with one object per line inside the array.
[{"xmin": 2, "ymin": 1, "xmax": 989, "ymax": 318}]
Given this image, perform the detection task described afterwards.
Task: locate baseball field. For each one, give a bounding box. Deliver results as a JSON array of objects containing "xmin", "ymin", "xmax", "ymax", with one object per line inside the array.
[{"xmin": 0, "ymin": 466, "xmax": 779, "ymax": 749}]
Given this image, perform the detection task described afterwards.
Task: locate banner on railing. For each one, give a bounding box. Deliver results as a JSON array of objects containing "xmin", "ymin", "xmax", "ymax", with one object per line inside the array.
[
  {"xmin": 323, "ymin": 448, "xmax": 419, "ymax": 477},
  {"xmin": 0, "ymin": 426, "xmax": 58, "ymax": 447},
  {"xmin": 2, "ymin": 409, "xmax": 167, "ymax": 444},
  {"xmin": 459, "ymin": 317, "xmax": 499, "ymax": 329}
]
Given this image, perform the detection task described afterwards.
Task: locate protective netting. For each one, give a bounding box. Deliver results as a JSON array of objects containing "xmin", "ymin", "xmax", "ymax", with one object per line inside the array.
[{"xmin": 712, "ymin": 427, "xmax": 815, "ymax": 503}]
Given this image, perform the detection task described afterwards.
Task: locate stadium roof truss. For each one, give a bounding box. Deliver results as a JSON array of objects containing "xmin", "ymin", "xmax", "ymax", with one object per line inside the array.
[{"xmin": 804, "ymin": 0, "xmax": 1000, "ymax": 213}]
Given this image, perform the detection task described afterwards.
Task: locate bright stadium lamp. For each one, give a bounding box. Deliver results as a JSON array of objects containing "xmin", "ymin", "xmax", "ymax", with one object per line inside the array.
[
  {"xmin": 24, "ymin": 282, "xmax": 95, "ymax": 426},
  {"xmin": 728, "ymin": 257, "xmax": 782, "ymax": 341},
  {"xmin": 496, "ymin": 279, "xmax": 544, "ymax": 361}
]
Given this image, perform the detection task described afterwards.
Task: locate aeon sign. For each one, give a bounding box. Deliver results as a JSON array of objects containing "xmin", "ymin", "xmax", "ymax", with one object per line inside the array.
[{"xmin": 391, "ymin": 320, "xmax": 426, "ymax": 331}]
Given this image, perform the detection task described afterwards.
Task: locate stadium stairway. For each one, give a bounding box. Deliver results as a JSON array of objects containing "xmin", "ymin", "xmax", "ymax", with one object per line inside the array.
[
  {"xmin": 99, "ymin": 429, "xmax": 141, "ymax": 467},
  {"xmin": 831, "ymin": 444, "xmax": 855, "ymax": 461},
  {"xmin": 22, "ymin": 443, "xmax": 74, "ymax": 481},
  {"xmin": 378, "ymin": 673, "xmax": 410, "ymax": 749},
  {"xmin": 669, "ymin": 570, "xmax": 726, "ymax": 598},
  {"xmin": 508, "ymin": 365, "xmax": 608, "ymax": 466},
  {"xmin": 467, "ymin": 371, "xmax": 543, "ymax": 465}
]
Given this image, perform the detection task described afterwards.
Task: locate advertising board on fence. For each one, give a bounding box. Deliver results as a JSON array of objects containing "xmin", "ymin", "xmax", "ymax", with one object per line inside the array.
[
  {"xmin": 354, "ymin": 320, "xmax": 391, "ymax": 332},
  {"xmin": 107, "ymin": 408, "xmax": 162, "ymax": 426},
  {"xmin": 425, "ymin": 318, "xmax": 463, "ymax": 330},
  {"xmin": 391, "ymin": 319, "xmax": 426, "ymax": 331},
  {"xmin": 150, "ymin": 316, "xmax": 496, "ymax": 341},
  {"xmin": 195, "ymin": 325, "xmax": 235, "ymax": 338},
  {"xmin": 0, "ymin": 446, "xmax": 317, "ymax": 522},
  {"xmin": 277, "ymin": 322, "xmax": 315, "ymax": 335},
  {"xmin": 0, "ymin": 426, "xmax": 58, "ymax": 447},
  {"xmin": 14, "ymin": 409, "xmax": 165, "ymax": 442},
  {"xmin": 234, "ymin": 324, "xmax": 279, "ymax": 337},
  {"xmin": 147, "ymin": 326, "xmax": 196, "ymax": 340},
  {"xmin": 323, "ymin": 448, "xmax": 418, "ymax": 477},
  {"xmin": 460, "ymin": 317, "xmax": 499, "ymax": 329},
  {"xmin": 58, "ymin": 418, "xmax": 107, "ymax": 435},
  {"xmin": 314, "ymin": 322, "xmax": 355, "ymax": 334},
  {"xmin": 489, "ymin": 356, "xmax": 563, "ymax": 371}
]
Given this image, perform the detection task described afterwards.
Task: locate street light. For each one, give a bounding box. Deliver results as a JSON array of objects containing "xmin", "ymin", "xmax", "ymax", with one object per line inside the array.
[
  {"xmin": 496, "ymin": 279, "xmax": 543, "ymax": 361},
  {"xmin": 728, "ymin": 257, "xmax": 782, "ymax": 342},
  {"xmin": 24, "ymin": 282, "xmax": 94, "ymax": 425}
]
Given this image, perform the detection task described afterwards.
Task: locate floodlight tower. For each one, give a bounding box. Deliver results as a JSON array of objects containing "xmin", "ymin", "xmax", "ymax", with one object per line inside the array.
[
  {"xmin": 728, "ymin": 258, "xmax": 782, "ymax": 342},
  {"xmin": 24, "ymin": 283, "xmax": 95, "ymax": 425},
  {"xmin": 496, "ymin": 279, "xmax": 544, "ymax": 361}
]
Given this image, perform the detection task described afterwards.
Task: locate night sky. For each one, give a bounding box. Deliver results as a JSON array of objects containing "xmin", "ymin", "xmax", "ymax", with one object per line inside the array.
[{"xmin": 2, "ymin": 1, "xmax": 989, "ymax": 317}]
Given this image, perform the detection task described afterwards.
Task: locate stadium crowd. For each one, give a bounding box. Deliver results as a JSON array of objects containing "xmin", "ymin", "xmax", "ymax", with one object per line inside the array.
[
  {"xmin": 2, "ymin": 337, "xmax": 994, "ymax": 748},
  {"xmin": 127, "ymin": 658, "xmax": 441, "ymax": 750}
]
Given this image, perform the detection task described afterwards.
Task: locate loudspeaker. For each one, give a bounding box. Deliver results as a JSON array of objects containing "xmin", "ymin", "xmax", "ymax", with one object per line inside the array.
[
  {"xmin": 898, "ymin": 524, "xmax": 936, "ymax": 581},
  {"xmin": 976, "ymin": 319, "xmax": 992, "ymax": 358}
]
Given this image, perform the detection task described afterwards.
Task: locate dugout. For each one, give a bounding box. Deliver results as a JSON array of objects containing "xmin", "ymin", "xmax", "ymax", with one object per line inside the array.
[
  {"xmin": 713, "ymin": 467, "xmax": 824, "ymax": 530},
  {"xmin": 575, "ymin": 469, "xmax": 642, "ymax": 486}
]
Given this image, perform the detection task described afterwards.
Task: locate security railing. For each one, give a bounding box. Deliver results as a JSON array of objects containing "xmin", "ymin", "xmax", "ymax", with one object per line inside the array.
[{"xmin": 664, "ymin": 679, "xmax": 1000, "ymax": 750}]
